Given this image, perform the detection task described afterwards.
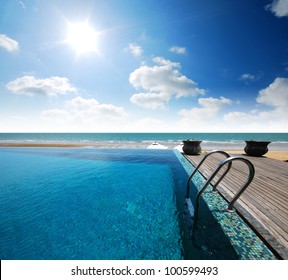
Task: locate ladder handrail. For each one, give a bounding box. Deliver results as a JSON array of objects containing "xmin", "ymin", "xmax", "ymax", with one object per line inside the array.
[
  {"xmin": 225, "ymin": 157, "xmax": 255, "ymax": 212},
  {"xmin": 186, "ymin": 150, "xmax": 231, "ymax": 199},
  {"xmin": 193, "ymin": 156, "xmax": 255, "ymax": 221}
]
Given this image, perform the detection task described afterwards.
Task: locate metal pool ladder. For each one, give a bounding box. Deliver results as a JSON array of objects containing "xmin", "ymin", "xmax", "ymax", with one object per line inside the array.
[{"xmin": 185, "ymin": 150, "xmax": 255, "ymax": 221}]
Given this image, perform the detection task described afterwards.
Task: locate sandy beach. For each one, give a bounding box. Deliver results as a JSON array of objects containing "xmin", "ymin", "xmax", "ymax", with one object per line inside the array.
[
  {"xmin": 0, "ymin": 142, "xmax": 288, "ymax": 161},
  {"xmin": 227, "ymin": 150, "xmax": 288, "ymax": 161}
]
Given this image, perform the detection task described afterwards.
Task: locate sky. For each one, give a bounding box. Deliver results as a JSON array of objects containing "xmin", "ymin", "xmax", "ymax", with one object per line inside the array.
[{"xmin": 0, "ymin": 0, "xmax": 288, "ymax": 132}]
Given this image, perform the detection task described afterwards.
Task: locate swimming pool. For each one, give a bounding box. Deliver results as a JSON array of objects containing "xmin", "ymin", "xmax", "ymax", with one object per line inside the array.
[{"xmin": 0, "ymin": 148, "xmax": 275, "ymax": 259}]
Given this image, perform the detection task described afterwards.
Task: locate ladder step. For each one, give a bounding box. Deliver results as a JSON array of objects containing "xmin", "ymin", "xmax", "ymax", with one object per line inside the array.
[{"xmin": 185, "ymin": 198, "xmax": 194, "ymax": 216}]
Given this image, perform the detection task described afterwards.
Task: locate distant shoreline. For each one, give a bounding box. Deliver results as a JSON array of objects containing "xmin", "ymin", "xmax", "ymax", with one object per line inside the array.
[{"xmin": 1, "ymin": 132, "xmax": 288, "ymax": 151}]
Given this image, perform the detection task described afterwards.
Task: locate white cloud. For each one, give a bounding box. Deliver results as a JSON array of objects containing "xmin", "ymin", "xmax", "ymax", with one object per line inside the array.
[
  {"xmin": 129, "ymin": 57, "xmax": 205, "ymax": 109},
  {"xmin": 257, "ymin": 77, "xmax": 288, "ymax": 109},
  {"xmin": 42, "ymin": 96, "xmax": 128, "ymax": 131},
  {"xmin": 169, "ymin": 46, "xmax": 187, "ymax": 55},
  {"xmin": 127, "ymin": 43, "xmax": 143, "ymax": 57},
  {"xmin": 6, "ymin": 76, "xmax": 77, "ymax": 96},
  {"xmin": 152, "ymin": 57, "xmax": 181, "ymax": 68},
  {"xmin": 41, "ymin": 109, "xmax": 72, "ymax": 122},
  {"xmin": 223, "ymin": 109, "xmax": 287, "ymax": 131},
  {"xmin": 239, "ymin": 73, "xmax": 257, "ymax": 82},
  {"xmin": 179, "ymin": 97, "xmax": 232, "ymax": 122},
  {"xmin": 130, "ymin": 92, "xmax": 169, "ymax": 110},
  {"xmin": 266, "ymin": 0, "xmax": 288, "ymax": 17},
  {"xmin": 224, "ymin": 111, "xmax": 254, "ymax": 123},
  {"xmin": 0, "ymin": 34, "xmax": 19, "ymax": 53},
  {"xmin": 175, "ymin": 77, "xmax": 288, "ymax": 132},
  {"xmin": 199, "ymin": 96, "xmax": 232, "ymax": 108},
  {"xmin": 223, "ymin": 77, "xmax": 288, "ymax": 131},
  {"xmin": 66, "ymin": 96, "xmax": 128, "ymax": 120}
]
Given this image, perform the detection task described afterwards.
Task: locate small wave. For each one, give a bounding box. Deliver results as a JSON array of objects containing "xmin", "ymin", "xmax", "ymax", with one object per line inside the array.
[{"xmin": 202, "ymin": 140, "xmax": 243, "ymax": 144}]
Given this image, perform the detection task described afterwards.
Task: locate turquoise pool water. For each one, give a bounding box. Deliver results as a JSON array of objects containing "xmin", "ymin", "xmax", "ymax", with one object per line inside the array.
[
  {"xmin": 0, "ymin": 148, "xmax": 275, "ymax": 259},
  {"xmin": 0, "ymin": 148, "xmax": 186, "ymax": 259}
]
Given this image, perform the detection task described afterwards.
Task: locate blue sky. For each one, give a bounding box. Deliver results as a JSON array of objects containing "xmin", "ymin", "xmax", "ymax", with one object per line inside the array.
[{"xmin": 0, "ymin": 0, "xmax": 288, "ymax": 132}]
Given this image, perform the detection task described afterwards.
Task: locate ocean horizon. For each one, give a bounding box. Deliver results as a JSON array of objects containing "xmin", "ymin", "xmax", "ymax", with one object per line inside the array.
[{"xmin": 0, "ymin": 132, "xmax": 288, "ymax": 150}]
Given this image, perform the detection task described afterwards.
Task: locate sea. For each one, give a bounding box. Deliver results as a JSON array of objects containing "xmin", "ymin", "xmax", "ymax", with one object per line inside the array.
[{"xmin": 0, "ymin": 133, "xmax": 288, "ymax": 150}]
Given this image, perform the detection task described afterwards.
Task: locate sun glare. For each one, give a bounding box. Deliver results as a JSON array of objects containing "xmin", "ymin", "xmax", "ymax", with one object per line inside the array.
[{"xmin": 66, "ymin": 21, "xmax": 99, "ymax": 54}]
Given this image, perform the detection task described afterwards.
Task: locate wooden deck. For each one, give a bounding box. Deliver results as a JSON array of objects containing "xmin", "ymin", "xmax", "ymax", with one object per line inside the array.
[{"xmin": 184, "ymin": 152, "xmax": 288, "ymax": 259}]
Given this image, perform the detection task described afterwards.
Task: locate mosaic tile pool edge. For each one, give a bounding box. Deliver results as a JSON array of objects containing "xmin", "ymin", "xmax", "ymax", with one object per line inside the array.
[{"xmin": 173, "ymin": 150, "xmax": 276, "ymax": 260}]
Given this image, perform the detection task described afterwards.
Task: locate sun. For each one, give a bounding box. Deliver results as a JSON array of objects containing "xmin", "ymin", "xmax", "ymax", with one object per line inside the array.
[{"xmin": 66, "ymin": 21, "xmax": 99, "ymax": 54}]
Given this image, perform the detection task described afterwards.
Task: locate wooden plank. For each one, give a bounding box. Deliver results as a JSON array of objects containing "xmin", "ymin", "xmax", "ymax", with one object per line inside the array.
[
  {"xmin": 184, "ymin": 153, "xmax": 288, "ymax": 259},
  {"xmin": 207, "ymin": 175, "xmax": 288, "ymax": 230}
]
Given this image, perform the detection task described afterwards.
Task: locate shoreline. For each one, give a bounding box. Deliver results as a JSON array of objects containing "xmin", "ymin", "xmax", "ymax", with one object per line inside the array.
[{"xmin": 0, "ymin": 142, "xmax": 288, "ymax": 161}]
